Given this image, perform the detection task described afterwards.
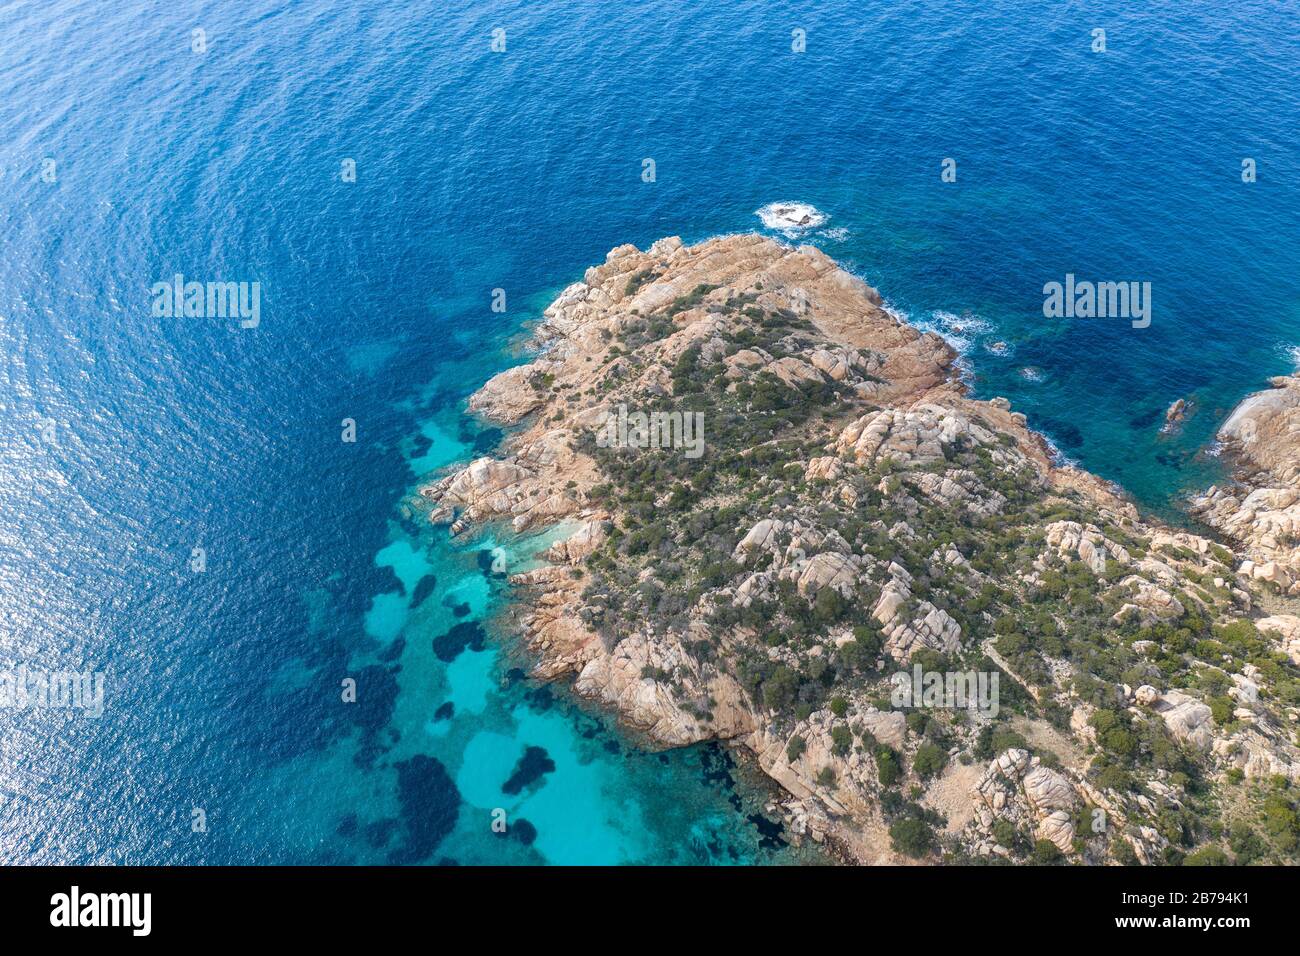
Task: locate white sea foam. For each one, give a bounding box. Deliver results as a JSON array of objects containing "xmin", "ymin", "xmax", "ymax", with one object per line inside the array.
[
  {"xmin": 882, "ymin": 302, "xmax": 999, "ymax": 384},
  {"xmin": 880, "ymin": 300, "xmax": 910, "ymax": 325},
  {"xmin": 818, "ymin": 226, "xmax": 850, "ymax": 241},
  {"xmin": 913, "ymin": 309, "xmax": 1002, "ymax": 359},
  {"xmin": 755, "ymin": 201, "xmax": 828, "ymax": 236},
  {"xmin": 1041, "ymin": 433, "xmax": 1078, "ymax": 468},
  {"xmin": 932, "ymin": 310, "xmax": 995, "ymax": 338},
  {"xmin": 911, "ymin": 318, "xmax": 969, "ymax": 353},
  {"xmin": 1280, "ymin": 343, "xmax": 1300, "ymax": 369},
  {"xmin": 1020, "ymin": 366, "xmax": 1044, "ymax": 382}
]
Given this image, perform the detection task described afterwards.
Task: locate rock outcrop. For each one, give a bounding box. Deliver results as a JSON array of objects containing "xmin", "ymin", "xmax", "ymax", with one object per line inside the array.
[{"xmin": 970, "ymin": 749, "xmax": 1079, "ymax": 855}]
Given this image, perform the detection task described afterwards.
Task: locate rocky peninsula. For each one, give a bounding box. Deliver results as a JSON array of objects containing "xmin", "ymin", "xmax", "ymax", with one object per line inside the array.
[{"xmin": 419, "ymin": 234, "xmax": 1300, "ymax": 865}]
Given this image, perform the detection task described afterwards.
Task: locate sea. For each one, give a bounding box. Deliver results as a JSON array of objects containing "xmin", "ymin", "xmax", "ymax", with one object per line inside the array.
[{"xmin": 0, "ymin": 0, "xmax": 1297, "ymax": 863}]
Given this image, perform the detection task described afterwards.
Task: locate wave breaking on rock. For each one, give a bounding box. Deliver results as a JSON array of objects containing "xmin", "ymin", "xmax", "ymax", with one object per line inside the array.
[{"xmin": 755, "ymin": 201, "xmax": 828, "ymax": 236}]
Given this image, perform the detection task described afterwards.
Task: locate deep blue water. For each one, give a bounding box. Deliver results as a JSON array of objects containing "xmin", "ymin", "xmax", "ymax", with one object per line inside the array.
[{"xmin": 0, "ymin": 0, "xmax": 1296, "ymax": 863}]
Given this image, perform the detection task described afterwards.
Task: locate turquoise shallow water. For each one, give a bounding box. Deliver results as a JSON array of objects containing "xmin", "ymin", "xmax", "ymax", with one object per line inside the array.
[{"xmin": 0, "ymin": 0, "xmax": 1297, "ymax": 862}]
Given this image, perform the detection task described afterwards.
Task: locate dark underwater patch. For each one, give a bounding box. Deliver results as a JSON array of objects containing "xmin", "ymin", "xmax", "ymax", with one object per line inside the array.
[
  {"xmin": 434, "ymin": 701, "xmax": 454, "ymax": 721},
  {"xmin": 502, "ymin": 745, "xmax": 557, "ymax": 796},
  {"xmin": 477, "ymin": 548, "xmax": 507, "ymax": 578},
  {"xmin": 1039, "ymin": 418, "xmax": 1084, "ymax": 449},
  {"xmin": 330, "ymin": 560, "xmax": 406, "ymax": 620},
  {"xmin": 747, "ymin": 812, "xmax": 789, "ymax": 851},
  {"xmin": 353, "ymin": 737, "xmax": 387, "ymax": 771},
  {"xmin": 347, "ymin": 663, "xmax": 400, "ymax": 735},
  {"xmin": 432, "ymin": 620, "xmax": 486, "ymax": 662},
  {"xmin": 387, "ymin": 755, "xmax": 460, "ymax": 864},
  {"xmin": 524, "ymin": 683, "xmax": 554, "ymax": 712},
  {"xmin": 339, "ymin": 663, "xmax": 402, "ymax": 771},
  {"xmin": 472, "ymin": 427, "xmax": 504, "ymax": 454},
  {"xmin": 570, "ymin": 714, "xmax": 602, "ymax": 742},
  {"xmin": 410, "ymin": 431, "xmax": 434, "ymax": 458},
  {"xmin": 512, "ymin": 818, "xmax": 538, "ymax": 846},
  {"xmin": 1155, "ymin": 449, "xmax": 1192, "ymax": 469},
  {"xmin": 410, "ymin": 574, "xmax": 438, "ymax": 608},
  {"xmin": 365, "ymin": 817, "xmax": 399, "ymax": 849},
  {"xmin": 1128, "ymin": 407, "xmax": 1160, "ymax": 429},
  {"xmin": 451, "ymin": 601, "xmax": 471, "ymax": 618},
  {"xmin": 379, "ymin": 565, "xmax": 405, "ymax": 596},
  {"xmin": 377, "ymin": 636, "xmax": 406, "ymax": 663},
  {"xmin": 700, "ymin": 744, "xmax": 743, "ymax": 811}
]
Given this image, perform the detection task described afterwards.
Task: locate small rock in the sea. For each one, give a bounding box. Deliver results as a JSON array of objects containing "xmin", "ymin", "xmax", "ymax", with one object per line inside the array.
[
  {"xmin": 1159, "ymin": 396, "xmax": 1194, "ymax": 434},
  {"xmin": 755, "ymin": 201, "xmax": 827, "ymax": 234}
]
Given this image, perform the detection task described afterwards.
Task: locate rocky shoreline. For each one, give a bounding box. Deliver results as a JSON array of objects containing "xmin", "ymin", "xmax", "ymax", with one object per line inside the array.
[
  {"xmin": 1192, "ymin": 374, "xmax": 1300, "ymax": 599},
  {"xmin": 417, "ymin": 234, "xmax": 1300, "ymax": 865}
]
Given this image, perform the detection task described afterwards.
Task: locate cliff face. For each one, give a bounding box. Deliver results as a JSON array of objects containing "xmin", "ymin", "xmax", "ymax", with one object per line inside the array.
[{"xmin": 419, "ymin": 235, "xmax": 1300, "ymax": 865}]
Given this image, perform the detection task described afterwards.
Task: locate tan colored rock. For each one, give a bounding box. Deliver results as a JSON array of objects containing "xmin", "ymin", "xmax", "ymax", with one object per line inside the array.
[
  {"xmin": 1110, "ymin": 577, "xmax": 1184, "ymax": 625},
  {"xmin": 468, "ymin": 365, "xmax": 548, "ymax": 423},
  {"xmin": 1149, "ymin": 690, "xmax": 1214, "ymax": 750},
  {"xmin": 546, "ymin": 518, "xmax": 611, "ymax": 564},
  {"xmin": 791, "ymin": 551, "xmax": 859, "ymax": 597},
  {"xmin": 1135, "ymin": 684, "xmax": 1162, "ymax": 707},
  {"xmin": 805, "ymin": 456, "xmax": 844, "ymax": 482},
  {"xmin": 735, "ymin": 518, "xmax": 784, "ymax": 559},
  {"xmin": 767, "ymin": 356, "xmax": 826, "ymax": 389}
]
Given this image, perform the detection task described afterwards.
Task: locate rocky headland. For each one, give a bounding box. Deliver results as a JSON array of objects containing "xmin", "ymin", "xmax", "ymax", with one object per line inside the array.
[
  {"xmin": 417, "ymin": 234, "xmax": 1300, "ymax": 865},
  {"xmin": 1192, "ymin": 375, "xmax": 1300, "ymax": 600}
]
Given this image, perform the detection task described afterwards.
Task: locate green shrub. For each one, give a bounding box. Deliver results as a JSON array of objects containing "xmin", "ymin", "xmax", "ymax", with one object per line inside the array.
[
  {"xmin": 1031, "ymin": 839, "xmax": 1063, "ymax": 864},
  {"xmin": 913, "ymin": 743, "xmax": 948, "ymax": 779},
  {"xmin": 1183, "ymin": 845, "xmax": 1230, "ymax": 866},
  {"xmin": 831, "ymin": 725, "xmax": 853, "ymax": 756},
  {"xmin": 889, "ymin": 818, "xmax": 934, "ymax": 859},
  {"xmin": 991, "ymin": 819, "xmax": 1021, "ymax": 852},
  {"xmin": 1208, "ymin": 696, "xmax": 1234, "ymax": 725},
  {"xmin": 875, "ymin": 746, "xmax": 902, "ymax": 788}
]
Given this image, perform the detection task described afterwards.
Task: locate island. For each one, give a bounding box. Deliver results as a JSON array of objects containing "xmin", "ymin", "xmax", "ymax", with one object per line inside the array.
[{"xmin": 418, "ymin": 234, "xmax": 1300, "ymax": 865}]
